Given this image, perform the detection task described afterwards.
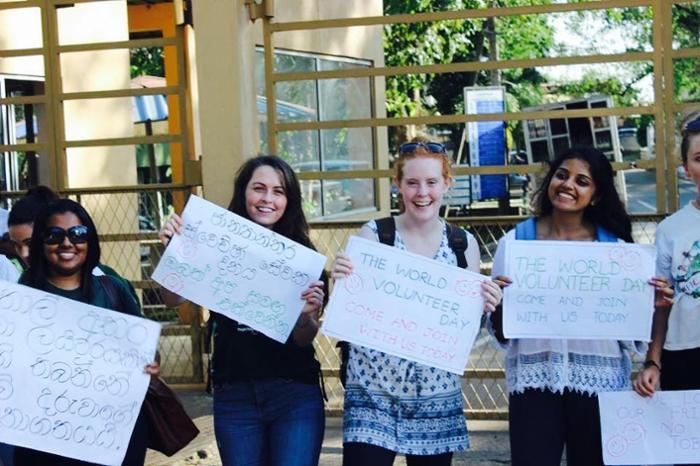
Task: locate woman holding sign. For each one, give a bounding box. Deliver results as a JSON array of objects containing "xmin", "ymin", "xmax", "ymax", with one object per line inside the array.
[
  {"xmin": 331, "ymin": 139, "xmax": 503, "ymax": 466},
  {"xmin": 15, "ymin": 199, "xmax": 160, "ymax": 466},
  {"xmin": 635, "ymin": 115, "xmax": 700, "ymax": 466},
  {"xmin": 490, "ymin": 146, "xmax": 671, "ymax": 466},
  {"xmin": 158, "ymin": 155, "xmax": 326, "ymax": 466}
]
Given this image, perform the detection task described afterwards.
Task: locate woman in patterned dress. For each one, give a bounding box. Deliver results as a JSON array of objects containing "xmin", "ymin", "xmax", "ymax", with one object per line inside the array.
[{"xmin": 331, "ymin": 139, "xmax": 503, "ymax": 466}]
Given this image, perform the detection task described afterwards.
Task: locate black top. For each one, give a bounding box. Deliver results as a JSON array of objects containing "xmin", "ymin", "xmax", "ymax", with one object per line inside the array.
[{"xmin": 211, "ymin": 271, "xmax": 327, "ymax": 386}]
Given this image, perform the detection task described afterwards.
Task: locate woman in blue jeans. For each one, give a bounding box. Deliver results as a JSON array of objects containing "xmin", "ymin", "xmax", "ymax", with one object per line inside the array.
[{"xmin": 159, "ymin": 155, "xmax": 326, "ymax": 466}]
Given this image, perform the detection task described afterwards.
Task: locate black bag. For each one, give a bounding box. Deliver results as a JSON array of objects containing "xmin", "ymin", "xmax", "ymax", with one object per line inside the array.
[
  {"xmin": 144, "ymin": 377, "xmax": 200, "ymax": 456},
  {"xmin": 337, "ymin": 217, "xmax": 469, "ymax": 387}
]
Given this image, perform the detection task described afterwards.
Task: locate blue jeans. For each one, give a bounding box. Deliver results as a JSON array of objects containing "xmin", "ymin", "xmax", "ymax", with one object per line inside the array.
[{"xmin": 213, "ymin": 379, "xmax": 324, "ymax": 466}]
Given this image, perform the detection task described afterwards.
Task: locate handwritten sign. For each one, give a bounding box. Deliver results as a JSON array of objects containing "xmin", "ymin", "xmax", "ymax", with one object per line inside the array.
[
  {"xmin": 322, "ymin": 236, "xmax": 487, "ymax": 374},
  {"xmin": 0, "ymin": 281, "xmax": 160, "ymax": 465},
  {"xmin": 152, "ymin": 195, "xmax": 326, "ymax": 343},
  {"xmin": 599, "ymin": 390, "xmax": 700, "ymax": 465},
  {"xmin": 503, "ymin": 240, "xmax": 655, "ymax": 340}
]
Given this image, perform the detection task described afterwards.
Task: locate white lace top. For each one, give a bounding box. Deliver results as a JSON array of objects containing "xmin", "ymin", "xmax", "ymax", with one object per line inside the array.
[{"xmin": 489, "ymin": 229, "xmax": 646, "ymax": 395}]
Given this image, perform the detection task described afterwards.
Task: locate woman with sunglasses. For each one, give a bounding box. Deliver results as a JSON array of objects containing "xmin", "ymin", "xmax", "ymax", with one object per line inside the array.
[
  {"xmin": 331, "ymin": 138, "xmax": 503, "ymax": 466},
  {"xmin": 158, "ymin": 155, "xmax": 326, "ymax": 466},
  {"xmin": 14, "ymin": 198, "xmax": 159, "ymax": 466},
  {"xmin": 634, "ymin": 116, "xmax": 700, "ymax": 466},
  {"xmin": 489, "ymin": 147, "xmax": 671, "ymax": 466}
]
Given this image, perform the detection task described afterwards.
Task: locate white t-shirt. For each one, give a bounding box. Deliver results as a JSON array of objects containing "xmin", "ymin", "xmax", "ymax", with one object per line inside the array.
[
  {"xmin": 0, "ymin": 254, "xmax": 19, "ymax": 283},
  {"xmin": 655, "ymin": 201, "xmax": 700, "ymax": 350},
  {"xmin": 0, "ymin": 208, "xmax": 8, "ymax": 236}
]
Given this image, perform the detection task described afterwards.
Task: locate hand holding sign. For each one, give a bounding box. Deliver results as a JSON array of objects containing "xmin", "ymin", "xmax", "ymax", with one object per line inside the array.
[
  {"xmin": 502, "ymin": 240, "xmax": 656, "ymax": 340},
  {"xmin": 323, "ymin": 236, "xmax": 488, "ymax": 374},
  {"xmin": 152, "ymin": 196, "xmax": 327, "ymax": 343},
  {"xmin": 0, "ymin": 282, "xmax": 161, "ymax": 466}
]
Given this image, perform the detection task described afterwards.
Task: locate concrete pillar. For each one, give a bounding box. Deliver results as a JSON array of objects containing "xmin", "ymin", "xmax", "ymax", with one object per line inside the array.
[{"xmin": 193, "ymin": 0, "xmax": 259, "ymax": 207}]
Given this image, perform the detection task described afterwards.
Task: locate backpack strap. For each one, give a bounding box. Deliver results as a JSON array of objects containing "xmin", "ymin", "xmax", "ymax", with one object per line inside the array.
[
  {"xmin": 596, "ymin": 226, "xmax": 618, "ymax": 243},
  {"xmin": 446, "ymin": 222, "xmax": 468, "ymax": 269},
  {"xmin": 376, "ymin": 217, "xmax": 468, "ymax": 269},
  {"xmin": 375, "ymin": 217, "xmax": 396, "ymax": 246},
  {"xmin": 515, "ymin": 218, "xmax": 537, "ymax": 240},
  {"xmin": 515, "ymin": 218, "xmax": 618, "ymax": 243}
]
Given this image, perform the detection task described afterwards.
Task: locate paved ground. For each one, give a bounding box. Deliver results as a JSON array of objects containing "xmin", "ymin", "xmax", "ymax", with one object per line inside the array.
[{"xmin": 145, "ymin": 390, "xmax": 513, "ymax": 466}]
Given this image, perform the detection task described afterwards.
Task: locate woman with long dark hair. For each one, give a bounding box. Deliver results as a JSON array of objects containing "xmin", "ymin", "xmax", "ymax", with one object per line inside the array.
[
  {"xmin": 489, "ymin": 146, "xmax": 670, "ymax": 466},
  {"xmin": 15, "ymin": 198, "xmax": 159, "ymax": 466},
  {"xmin": 158, "ymin": 155, "xmax": 326, "ymax": 466}
]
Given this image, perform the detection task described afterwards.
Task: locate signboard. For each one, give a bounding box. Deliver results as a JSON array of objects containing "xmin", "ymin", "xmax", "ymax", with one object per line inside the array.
[
  {"xmin": 503, "ymin": 240, "xmax": 655, "ymax": 340},
  {"xmin": 599, "ymin": 390, "xmax": 700, "ymax": 465},
  {"xmin": 464, "ymin": 86, "xmax": 507, "ymax": 201},
  {"xmin": 152, "ymin": 195, "xmax": 327, "ymax": 343},
  {"xmin": 0, "ymin": 281, "xmax": 160, "ymax": 465},
  {"xmin": 322, "ymin": 236, "xmax": 487, "ymax": 374}
]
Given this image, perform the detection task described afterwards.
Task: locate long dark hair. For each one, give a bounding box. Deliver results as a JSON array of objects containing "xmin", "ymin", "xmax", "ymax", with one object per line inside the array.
[
  {"xmin": 227, "ymin": 155, "xmax": 314, "ymax": 249},
  {"xmin": 533, "ymin": 146, "xmax": 633, "ymax": 243},
  {"xmin": 24, "ymin": 199, "xmax": 101, "ymax": 301}
]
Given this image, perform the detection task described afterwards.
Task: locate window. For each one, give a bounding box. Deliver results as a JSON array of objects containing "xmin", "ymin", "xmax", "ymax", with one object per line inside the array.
[
  {"xmin": 0, "ymin": 76, "xmax": 43, "ymax": 193},
  {"xmin": 256, "ymin": 48, "xmax": 377, "ymax": 219}
]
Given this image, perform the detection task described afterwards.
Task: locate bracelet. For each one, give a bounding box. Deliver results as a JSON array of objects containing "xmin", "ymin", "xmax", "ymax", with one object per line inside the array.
[{"xmin": 643, "ymin": 360, "xmax": 661, "ymax": 371}]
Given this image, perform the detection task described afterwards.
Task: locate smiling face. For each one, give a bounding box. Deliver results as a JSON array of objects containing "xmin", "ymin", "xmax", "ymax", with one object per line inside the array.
[
  {"xmin": 244, "ymin": 165, "xmax": 288, "ymax": 228},
  {"xmin": 684, "ymin": 133, "xmax": 700, "ymax": 192},
  {"xmin": 43, "ymin": 212, "xmax": 88, "ymax": 279},
  {"xmin": 547, "ymin": 157, "xmax": 597, "ymax": 213},
  {"xmin": 397, "ymin": 157, "xmax": 450, "ymax": 221}
]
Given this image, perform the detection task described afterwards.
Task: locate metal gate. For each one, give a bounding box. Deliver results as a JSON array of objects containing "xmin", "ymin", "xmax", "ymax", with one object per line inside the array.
[
  {"xmin": 0, "ymin": 0, "xmax": 204, "ymax": 384},
  {"xmin": 261, "ymin": 0, "xmax": 700, "ymax": 417}
]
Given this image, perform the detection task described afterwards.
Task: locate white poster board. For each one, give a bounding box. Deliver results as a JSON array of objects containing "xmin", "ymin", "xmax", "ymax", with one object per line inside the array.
[
  {"xmin": 322, "ymin": 236, "xmax": 487, "ymax": 374},
  {"xmin": 152, "ymin": 195, "xmax": 327, "ymax": 343},
  {"xmin": 503, "ymin": 240, "xmax": 655, "ymax": 340},
  {"xmin": 599, "ymin": 390, "xmax": 700, "ymax": 465},
  {"xmin": 0, "ymin": 281, "xmax": 160, "ymax": 465}
]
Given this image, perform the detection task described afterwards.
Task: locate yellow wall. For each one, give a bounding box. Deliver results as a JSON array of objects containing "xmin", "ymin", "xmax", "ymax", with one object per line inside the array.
[{"xmin": 195, "ymin": 0, "xmax": 389, "ymax": 216}]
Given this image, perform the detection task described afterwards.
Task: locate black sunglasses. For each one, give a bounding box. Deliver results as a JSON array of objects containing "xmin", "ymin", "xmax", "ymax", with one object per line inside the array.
[
  {"xmin": 685, "ymin": 118, "xmax": 700, "ymax": 132},
  {"xmin": 43, "ymin": 225, "xmax": 90, "ymax": 245},
  {"xmin": 399, "ymin": 141, "xmax": 446, "ymax": 154}
]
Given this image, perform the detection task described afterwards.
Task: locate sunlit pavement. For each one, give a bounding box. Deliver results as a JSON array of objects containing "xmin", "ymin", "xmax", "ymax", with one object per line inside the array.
[{"xmin": 145, "ymin": 390, "xmax": 517, "ymax": 466}]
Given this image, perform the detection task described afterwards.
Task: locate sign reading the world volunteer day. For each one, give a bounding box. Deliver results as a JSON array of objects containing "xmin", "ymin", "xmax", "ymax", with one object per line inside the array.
[
  {"xmin": 0, "ymin": 281, "xmax": 161, "ymax": 466},
  {"xmin": 503, "ymin": 240, "xmax": 656, "ymax": 340},
  {"xmin": 599, "ymin": 390, "xmax": 700, "ymax": 465},
  {"xmin": 152, "ymin": 195, "xmax": 327, "ymax": 343},
  {"xmin": 322, "ymin": 236, "xmax": 487, "ymax": 374}
]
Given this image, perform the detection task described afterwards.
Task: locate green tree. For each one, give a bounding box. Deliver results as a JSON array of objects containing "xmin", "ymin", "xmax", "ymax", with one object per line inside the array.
[
  {"xmin": 130, "ymin": 47, "xmax": 165, "ymax": 78},
  {"xmin": 383, "ymin": 0, "xmax": 555, "ymax": 150}
]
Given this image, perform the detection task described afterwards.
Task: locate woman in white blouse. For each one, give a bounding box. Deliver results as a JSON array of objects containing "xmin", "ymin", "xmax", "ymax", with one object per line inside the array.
[{"xmin": 489, "ymin": 146, "xmax": 671, "ymax": 466}]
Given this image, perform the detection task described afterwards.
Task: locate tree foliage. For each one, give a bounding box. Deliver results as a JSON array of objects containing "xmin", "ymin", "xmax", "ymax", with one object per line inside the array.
[
  {"xmin": 130, "ymin": 47, "xmax": 165, "ymax": 78},
  {"xmin": 383, "ymin": 0, "xmax": 554, "ymax": 149}
]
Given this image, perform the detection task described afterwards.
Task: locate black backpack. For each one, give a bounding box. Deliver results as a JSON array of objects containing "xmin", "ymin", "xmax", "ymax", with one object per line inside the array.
[{"xmin": 337, "ymin": 217, "xmax": 469, "ymax": 387}]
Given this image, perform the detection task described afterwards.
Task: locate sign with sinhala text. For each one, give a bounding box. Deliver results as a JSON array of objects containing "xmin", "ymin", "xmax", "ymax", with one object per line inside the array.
[
  {"xmin": 503, "ymin": 240, "xmax": 656, "ymax": 340},
  {"xmin": 322, "ymin": 236, "xmax": 487, "ymax": 374},
  {"xmin": 152, "ymin": 195, "xmax": 327, "ymax": 343},
  {"xmin": 0, "ymin": 281, "xmax": 160, "ymax": 466},
  {"xmin": 599, "ymin": 390, "xmax": 700, "ymax": 465}
]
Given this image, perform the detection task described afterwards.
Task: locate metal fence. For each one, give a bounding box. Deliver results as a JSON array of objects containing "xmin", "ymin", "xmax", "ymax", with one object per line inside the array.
[{"xmin": 63, "ymin": 185, "xmax": 205, "ymax": 384}]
